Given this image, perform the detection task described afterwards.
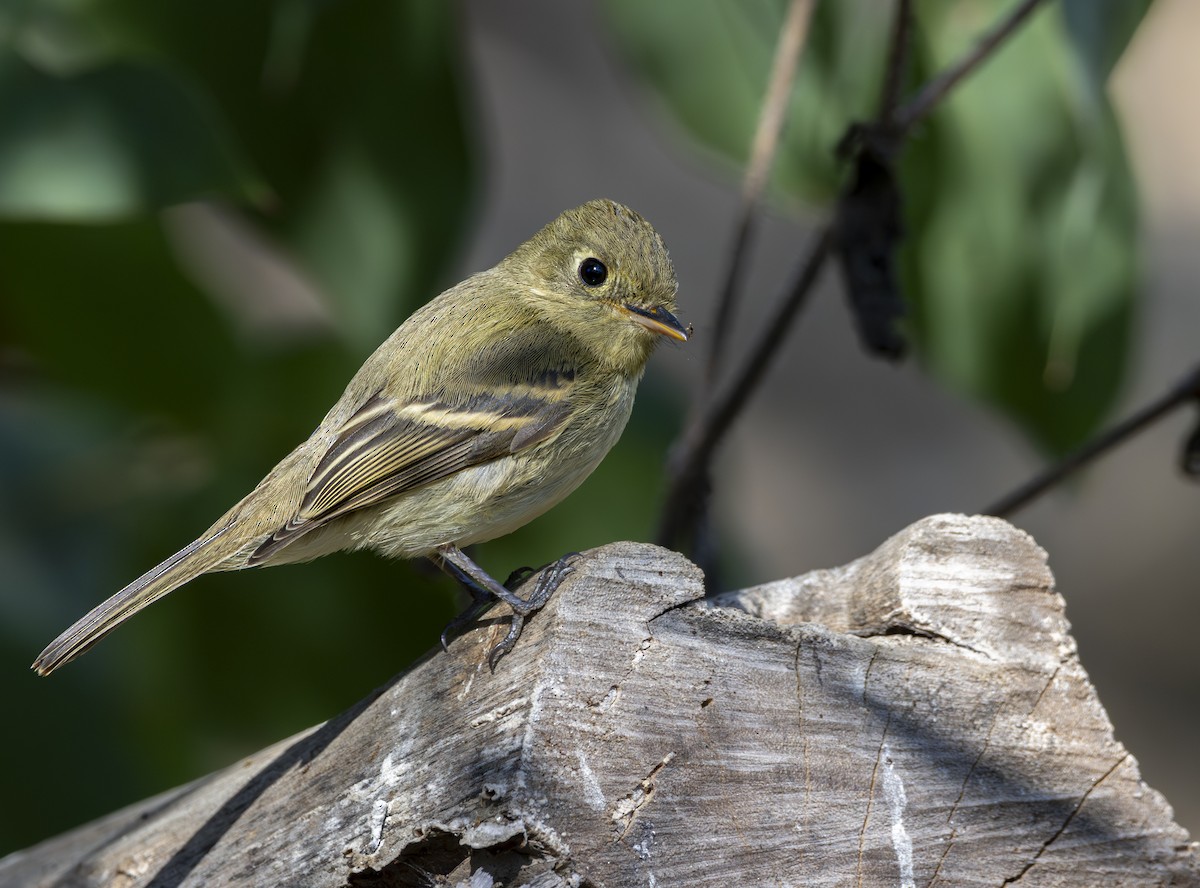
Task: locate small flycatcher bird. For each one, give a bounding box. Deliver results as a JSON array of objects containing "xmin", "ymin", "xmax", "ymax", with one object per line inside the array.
[{"xmin": 33, "ymin": 199, "xmax": 687, "ymax": 676}]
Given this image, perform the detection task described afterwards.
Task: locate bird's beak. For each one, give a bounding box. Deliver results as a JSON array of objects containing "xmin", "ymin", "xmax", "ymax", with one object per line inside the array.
[{"xmin": 620, "ymin": 303, "xmax": 689, "ymax": 341}]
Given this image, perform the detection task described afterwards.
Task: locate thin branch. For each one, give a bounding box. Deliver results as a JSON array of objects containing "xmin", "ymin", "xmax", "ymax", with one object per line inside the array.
[
  {"xmin": 658, "ymin": 227, "xmax": 833, "ymax": 549},
  {"xmin": 704, "ymin": 0, "xmax": 815, "ymax": 386},
  {"xmin": 659, "ymin": 0, "xmax": 1057, "ymax": 556},
  {"xmin": 984, "ymin": 364, "xmax": 1200, "ymax": 518},
  {"xmin": 877, "ymin": 0, "xmax": 915, "ymax": 126},
  {"xmin": 893, "ymin": 0, "xmax": 1051, "ymax": 135}
]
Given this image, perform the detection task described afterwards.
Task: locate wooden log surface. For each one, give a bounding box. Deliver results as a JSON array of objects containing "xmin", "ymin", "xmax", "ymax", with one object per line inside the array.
[{"xmin": 2, "ymin": 514, "xmax": 1196, "ymax": 887}]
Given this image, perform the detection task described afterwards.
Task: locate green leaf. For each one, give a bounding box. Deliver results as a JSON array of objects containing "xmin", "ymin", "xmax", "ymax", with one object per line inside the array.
[
  {"xmin": 67, "ymin": 0, "xmax": 477, "ymax": 346},
  {"xmin": 900, "ymin": 0, "xmax": 1139, "ymax": 453},
  {"xmin": 603, "ymin": 0, "xmax": 890, "ymax": 204},
  {"xmin": 274, "ymin": 0, "xmax": 476, "ymax": 346},
  {"xmin": 0, "ymin": 53, "xmax": 259, "ymax": 219},
  {"xmin": 1062, "ymin": 0, "xmax": 1155, "ymax": 90}
]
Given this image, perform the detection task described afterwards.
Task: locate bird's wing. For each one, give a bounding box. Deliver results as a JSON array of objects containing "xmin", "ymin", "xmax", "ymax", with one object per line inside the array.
[{"xmin": 248, "ymin": 373, "xmax": 575, "ymax": 564}]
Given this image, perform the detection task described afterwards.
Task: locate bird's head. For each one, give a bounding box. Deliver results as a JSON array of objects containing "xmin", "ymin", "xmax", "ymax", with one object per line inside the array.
[{"xmin": 506, "ymin": 199, "xmax": 687, "ymax": 374}]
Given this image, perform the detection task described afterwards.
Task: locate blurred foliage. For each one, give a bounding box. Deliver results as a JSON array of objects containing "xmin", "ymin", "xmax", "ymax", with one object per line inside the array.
[
  {"xmin": 0, "ymin": 54, "xmax": 257, "ymax": 218},
  {"xmin": 1063, "ymin": 0, "xmax": 1155, "ymax": 89},
  {"xmin": 0, "ymin": 0, "xmax": 485, "ymax": 854},
  {"xmin": 605, "ymin": 0, "xmax": 1151, "ymax": 454}
]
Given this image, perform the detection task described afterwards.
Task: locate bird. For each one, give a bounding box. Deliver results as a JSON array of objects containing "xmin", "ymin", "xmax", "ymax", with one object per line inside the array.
[{"xmin": 32, "ymin": 198, "xmax": 687, "ymax": 676}]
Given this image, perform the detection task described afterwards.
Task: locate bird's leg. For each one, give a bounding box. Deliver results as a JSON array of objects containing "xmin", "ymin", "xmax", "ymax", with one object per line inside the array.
[
  {"xmin": 435, "ymin": 544, "xmax": 578, "ymax": 669},
  {"xmin": 435, "ymin": 561, "xmax": 535, "ymax": 650},
  {"xmin": 436, "ymin": 556, "xmax": 495, "ymax": 652}
]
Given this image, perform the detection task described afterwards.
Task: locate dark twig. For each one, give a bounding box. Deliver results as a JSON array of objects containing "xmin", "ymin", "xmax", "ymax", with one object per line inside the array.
[
  {"xmin": 663, "ymin": 0, "xmax": 814, "ymax": 569},
  {"xmin": 658, "ymin": 226, "xmax": 833, "ymax": 550},
  {"xmin": 877, "ymin": 0, "xmax": 915, "ymax": 126},
  {"xmin": 658, "ymin": 0, "xmax": 1056, "ymax": 557},
  {"xmin": 985, "ymin": 364, "xmax": 1200, "ymax": 517},
  {"xmin": 893, "ymin": 0, "xmax": 1050, "ymax": 135},
  {"xmin": 704, "ymin": 0, "xmax": 815, "ymax": 386}
]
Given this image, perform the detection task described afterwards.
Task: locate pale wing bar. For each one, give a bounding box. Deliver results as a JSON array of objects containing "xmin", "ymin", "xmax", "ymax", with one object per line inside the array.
[{"xmin": 248, "ymin": 389, "xmax": 572, "ymax": 564}]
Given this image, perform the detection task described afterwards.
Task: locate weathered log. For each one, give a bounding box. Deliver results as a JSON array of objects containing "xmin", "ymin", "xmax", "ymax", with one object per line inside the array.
[{"xmin": 3, "ymin": 515, "xmax": 1196, "ymax": 887}]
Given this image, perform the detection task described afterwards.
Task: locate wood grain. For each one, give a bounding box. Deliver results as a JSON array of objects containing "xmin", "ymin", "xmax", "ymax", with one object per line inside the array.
[{"xmin": 3, "ymin": 515, "xmax": 1195, "ymax": 886}]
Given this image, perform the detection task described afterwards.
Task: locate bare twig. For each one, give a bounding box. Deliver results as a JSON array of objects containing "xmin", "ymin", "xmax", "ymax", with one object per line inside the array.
[
  {"xmin": 985, "ymin": 364, "xmax": 1200, "ymax": 517},
  {"xmin": 658, "ymin": 227, "xmax": 833, "ymax": 550},
  {"xmin": 877, "ymin": 0, "xmax": 915, "ymax": 126},
  {"xmin": 705, "ymin": 0, "xmax": 815, "ymax": 386},
  {"xmin": 661, "ymin": 0, "xmax": 814, "ymax": 567},
  {"xmin": 893, "ymin": 0, "xmax": 1051, "ymax": 135},
  {"xmin": 658, "ymin": 0, "xmax": 1059, "ymax": 557}
]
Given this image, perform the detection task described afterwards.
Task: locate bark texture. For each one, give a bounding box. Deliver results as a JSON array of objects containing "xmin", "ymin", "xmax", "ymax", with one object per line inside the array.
[{"xmin": 3, "ymin": 514, "xmax": 1196, "ymax": 887}]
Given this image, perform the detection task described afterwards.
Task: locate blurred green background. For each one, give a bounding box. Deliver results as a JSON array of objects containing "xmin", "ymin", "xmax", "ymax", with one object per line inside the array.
[{"xmin": 3, "ymin": 0, "xmax": 1196, "ymax": 855}]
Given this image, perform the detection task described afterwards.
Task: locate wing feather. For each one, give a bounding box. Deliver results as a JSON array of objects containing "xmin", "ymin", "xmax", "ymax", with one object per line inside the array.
[{"xmin": 248, "ymin": 377, "xmax": 575, "ymax": 564}]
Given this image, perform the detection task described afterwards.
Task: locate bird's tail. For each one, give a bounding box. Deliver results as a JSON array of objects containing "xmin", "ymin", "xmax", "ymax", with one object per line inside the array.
[{"xmin": 32, "ymin": 525, "xmax": 234, "ymax": 676}]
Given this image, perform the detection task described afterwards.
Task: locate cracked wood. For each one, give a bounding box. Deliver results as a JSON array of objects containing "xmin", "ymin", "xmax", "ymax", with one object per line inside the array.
[{"xmin": 1, "ymin": 516, "xmax": 1196, "ymax": 887}]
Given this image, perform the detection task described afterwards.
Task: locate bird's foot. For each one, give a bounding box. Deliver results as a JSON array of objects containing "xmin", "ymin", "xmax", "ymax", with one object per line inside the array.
[
  {"xmin": 485, "ymin": 553, "xmax": 578, "ymax": 670},
  {"xmin": 435, "ymin": 545, "xmax": 580, "ymax": 669}
]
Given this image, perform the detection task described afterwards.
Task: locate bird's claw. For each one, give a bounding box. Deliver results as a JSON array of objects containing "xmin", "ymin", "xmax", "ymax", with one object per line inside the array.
[
  {"xmin": 448, "ymin": 552, "xmax": 581, "ymax": 670},
  {"xmin": 487, "ymin": 616, "xmax": 524, "ymax": 671}
]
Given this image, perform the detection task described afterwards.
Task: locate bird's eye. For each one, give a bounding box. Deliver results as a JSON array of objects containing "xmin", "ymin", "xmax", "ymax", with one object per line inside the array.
[{"xmin": 578, "ymin": 257, "xmax": 608, "ymax": 287}]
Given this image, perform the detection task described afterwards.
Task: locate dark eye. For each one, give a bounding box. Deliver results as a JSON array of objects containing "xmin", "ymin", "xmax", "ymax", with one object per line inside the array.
[{"xmin": 578, "ymin": 257, "xmax": 608, "ymax": 287}]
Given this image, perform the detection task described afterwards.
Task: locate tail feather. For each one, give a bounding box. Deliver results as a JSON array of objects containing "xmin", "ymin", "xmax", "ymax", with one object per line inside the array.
[{"xmin": 32, "ymin": 525, "xmax": 233, "ymax": 676}]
